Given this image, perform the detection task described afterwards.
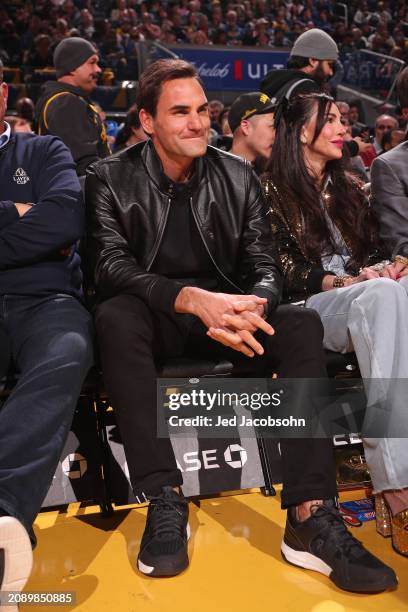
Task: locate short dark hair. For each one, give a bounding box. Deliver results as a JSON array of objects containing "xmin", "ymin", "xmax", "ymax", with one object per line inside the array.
[
  {"xmin": 136, "ymin": 59, "xmax": 203, "ymax": 116},
  {"xmin": 396, "ymin": 66, "xmax": 408, "ymax": 110},
  {"xmin": 0, "ymin": 59, "xmax": 3, "ymax": 83},
  {"xmin": 286, "ymin": 55, "xmax": 310, "ymax": 69}
]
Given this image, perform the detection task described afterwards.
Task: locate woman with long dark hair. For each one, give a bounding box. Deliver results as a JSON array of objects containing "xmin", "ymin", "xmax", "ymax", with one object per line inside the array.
[{"xmin": 263, "ymin": 92, "xmax": 408, "ymax": 557}]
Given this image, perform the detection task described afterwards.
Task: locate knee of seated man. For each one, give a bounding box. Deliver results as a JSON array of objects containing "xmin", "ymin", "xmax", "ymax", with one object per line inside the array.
[
  {"xmin": 56, "ymin": 329, "xmax": 94, "ymax": 371},
  {"xmin": 95, "ymin": 295, "xmax": 151, "ymax": 331},
  {"xmin": 268, "ymin": 304, "xmax": 324, "ymax": 336}
]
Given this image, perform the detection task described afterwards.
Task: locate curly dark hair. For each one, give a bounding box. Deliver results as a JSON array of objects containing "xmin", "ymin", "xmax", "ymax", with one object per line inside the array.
[{"xmin": 264, "ymin": 92, "xmax": 378, "ymax": 272}]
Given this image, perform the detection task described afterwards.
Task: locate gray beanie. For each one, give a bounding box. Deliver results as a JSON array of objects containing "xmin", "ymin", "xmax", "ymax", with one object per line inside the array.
[
  {"xmin": 290, "ymin": 28, "xmax": 338, "ymax": 61},
  {"xmin": 53, "ymin": 37, "xmax": 98, "ymax": 78}
]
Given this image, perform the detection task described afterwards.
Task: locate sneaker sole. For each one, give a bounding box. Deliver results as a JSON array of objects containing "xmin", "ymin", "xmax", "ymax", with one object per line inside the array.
[
  {"xmin": 137, "ymin": 523, "xmax": 191, "ymax": 577},
  {"xmin": 281, "ymin": 540, "xmax": 332, "ymax": 576},
  {"xmin": 0, "ymin": 517, "xmax": 33, "ymax": 612},
  {"xmin": 281, "ymin": 540, "xmax": 398, "ymax": 593}
]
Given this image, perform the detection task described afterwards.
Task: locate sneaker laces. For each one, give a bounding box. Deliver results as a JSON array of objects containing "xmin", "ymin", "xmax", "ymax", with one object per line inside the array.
[
  {"xmin": 310, "ymin": 503, "xmax": 364, "ymax": 556},
  {"xmin": 147, "ymin": 495, "xmax": 187, "ymax": 540}
]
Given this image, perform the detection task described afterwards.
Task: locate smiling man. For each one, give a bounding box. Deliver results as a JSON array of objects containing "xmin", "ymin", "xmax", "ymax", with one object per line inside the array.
[
  {"xmin": 85, "ymin": 59, "xmax": 390, "ymax": 592},
  {"xmin": 35, "ymin": 37, "xmax": 110, "ymax": 176}
]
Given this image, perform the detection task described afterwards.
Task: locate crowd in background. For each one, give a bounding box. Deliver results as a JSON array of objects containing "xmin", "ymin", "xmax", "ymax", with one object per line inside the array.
[
  {"xmin": 1, "ymin": 0, "xmax": 408, "ymax": 80},
  {"xmin": 6, "ymin": 91, "xmax": 406, "ymax": 174}
]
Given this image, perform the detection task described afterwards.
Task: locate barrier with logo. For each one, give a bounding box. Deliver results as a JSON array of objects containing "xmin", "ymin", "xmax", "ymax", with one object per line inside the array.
[
  {"xmin": 104, "ymin": 408, "xmax": 270, "ymax": 502},
  {"xmin": 157, "ymin": 45, "xmax": 291, "ymax": 91},
  {"xmin": 39, "ymin": 400, "xmax": 282, "ymax": 508},
  {"xmin": 42, "ymin": 399, "xmax": 105, "ymax": 507}
]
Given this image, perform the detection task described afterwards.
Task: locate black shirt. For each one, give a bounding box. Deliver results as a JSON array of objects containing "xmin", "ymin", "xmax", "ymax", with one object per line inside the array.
[{"xmin": 151, "ymin": 178, "xmax": 218, "ymax": 291}]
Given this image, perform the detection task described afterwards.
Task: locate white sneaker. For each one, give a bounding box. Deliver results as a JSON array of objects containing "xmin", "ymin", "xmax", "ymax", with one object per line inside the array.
[{"xmin": 0, "ymin": 516, "xmax": 33, "ymax": 612}]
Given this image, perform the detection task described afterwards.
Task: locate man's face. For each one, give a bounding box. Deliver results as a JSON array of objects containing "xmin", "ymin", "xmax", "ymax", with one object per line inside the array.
[
  {"xmin": 71, "ymin": 54, "xmax": 101, "ymax": 93},
  {"xmin": 141, "ymin": 78, "xmax": 210, "ymax": 162},
  {"xmin": 310, "ymin": 59, "xmax": 335, "ymax": 84},
  {"xmin": 244, "ymin": 112, "xmax": 275, "ymax": 160},
  {"xmin": 349, "ymin": 105, "xmax": 359, "ymax": 123},
  {"xmin": 0, "ymin": 82, "xmax": 8, "ymax": 129},
  {"xmin": 375, "ymin": 115, "xmax": 398, "ymax": 143},
  {"xmin": 209, "ymin": 101, "xmax": 223, "ymax": 122}
]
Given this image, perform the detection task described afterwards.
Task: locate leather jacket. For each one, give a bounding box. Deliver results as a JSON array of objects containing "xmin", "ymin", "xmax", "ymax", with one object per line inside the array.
[{"xmin": 86, "ymin": 139, "xmax": 282, "ymax": 315}]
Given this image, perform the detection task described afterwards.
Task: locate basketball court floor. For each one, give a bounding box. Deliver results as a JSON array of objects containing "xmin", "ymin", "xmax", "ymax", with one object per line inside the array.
[{"xmin": 24, "ymin": 487, "xmax": 407, "ymax": 612}]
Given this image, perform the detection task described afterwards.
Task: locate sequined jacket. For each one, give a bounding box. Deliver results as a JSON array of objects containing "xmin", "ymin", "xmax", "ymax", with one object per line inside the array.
[{"xmin": 262, "ymin": 178, "xmax": 382, "ymax": 303}]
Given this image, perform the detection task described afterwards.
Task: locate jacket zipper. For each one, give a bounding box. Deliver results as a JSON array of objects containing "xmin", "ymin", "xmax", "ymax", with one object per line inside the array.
[
  {"xmin": 189, "ymin": 196, "xmax": 243, "ymax": 293},
  {"xmin": 147, "ymin": 197, "xmax": 172, "ymax": 271}
]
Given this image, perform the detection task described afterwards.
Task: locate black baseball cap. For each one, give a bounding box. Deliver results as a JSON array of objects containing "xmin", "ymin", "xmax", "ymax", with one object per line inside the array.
[{"xmin": 228, "ymin": 92, "xmax": 277, "ymax": 133}]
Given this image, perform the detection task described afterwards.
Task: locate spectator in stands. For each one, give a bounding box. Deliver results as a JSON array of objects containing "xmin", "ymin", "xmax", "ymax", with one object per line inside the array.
[
  {"xmin": 374, "ymin": 114, "xmax": 400, "ymax": 153},
  {"xmin": 0, "ymin": 60, "xmax": 93, "ymax": 600},
  {"xmin": 24, "ymin": 34, "xmax": 54, "ymax": 70},
  {"xmin": 261, "ymin": 28, "xmax": 339, "ymax": 101},
  {"xmin": 336, "ymin": 100, "xmax": 350, "ymax": 122},
  {"xmin": 224, "ymin": 10, "xmax": 243, "ymax": 45},
  {"xmin": 35, "ymin": 37, "xmax": 110, "ymax": 177},
  {"xmin": 271, "ymin": 27, "xmax": 291, "ymax": 47},
  {"xmin": 351, "ymin": 26, "xmax": 368, "ymax": 49},
  {"xmin": 0, "ymin": 21, "xmax": 22, "ymax": 66},
  {"xmin": 78, "ymin": 9, "xmax": 95, "ymax": 40},
  {"xmin": 210, "ymin": 105, "xmax": 233, "ymax": 151},
  {"xmin": 113, "ymin": 103, "xmax": 148, "ymax": 151},
  {"xmin": 229, "ymin": 91, "xmax": 276, "ymax": 167},
  {"xmin": 54, "ymin": 18, "xmax": 70, "ymax": 44},
  {"xmin": 208, "ymin": 99, "xmax": 224, "ymax": 133},
  {"xmin": 381, "ymin": 128, "xmax": 405, "ymax": 152},
  {"xmin": 264, "ymin": 91, "xmax": 408, "ymax": 559},
  {"xmin": 219, "ymin": 106, "xmax": 232, "ymax": 136},
  {"xmin": 261, "ymin": 29, "xmax": 371, "ymax": 162},
  {"xmin": 15, "ymin": 97, "xmax": 35, "ymax": 126},
  {"xmin": 88, "ymin": 58, "xmax": 398, "ymax": 590},
  {"xmin": 360, "ymin": 113, "xmax": 398, "ymax": 167},
  {"xmin": 349, "ymin": 100, "xmax": 362, "ymax": 125}
]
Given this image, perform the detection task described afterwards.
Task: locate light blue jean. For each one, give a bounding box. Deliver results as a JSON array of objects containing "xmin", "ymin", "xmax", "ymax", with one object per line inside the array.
[{"xmin": 306, "ymin": 276, "xmax": 408, "ymax": 493}]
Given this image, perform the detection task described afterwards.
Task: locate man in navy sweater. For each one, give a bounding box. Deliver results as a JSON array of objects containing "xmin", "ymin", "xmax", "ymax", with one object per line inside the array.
[{"xmin": 0, "ymin": 62, "xmax": 93, "ymax": 597}]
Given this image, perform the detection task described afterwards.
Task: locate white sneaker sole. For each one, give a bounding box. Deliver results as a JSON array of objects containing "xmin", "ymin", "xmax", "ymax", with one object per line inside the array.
[
  {"xmin": 281, "ymin": 540, "xmax": 332, "ymax": 577},
  {"xmin": 137, "ymin": 523, "xmax": 191, "ymax": 576},
  {"xmin": 0, "ymin": 517, "xmax": 33, "ymax": 612}
]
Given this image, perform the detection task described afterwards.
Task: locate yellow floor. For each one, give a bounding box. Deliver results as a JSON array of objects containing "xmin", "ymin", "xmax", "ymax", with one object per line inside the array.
[{"xmin": 23, "ymin": 489, "xmax": 407, "ymax": 612}]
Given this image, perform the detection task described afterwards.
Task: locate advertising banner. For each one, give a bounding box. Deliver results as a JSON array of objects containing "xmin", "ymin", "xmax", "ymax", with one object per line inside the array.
[{"xmin": 168, "ymin": 47, "xmax": 290, "ymax": 91}]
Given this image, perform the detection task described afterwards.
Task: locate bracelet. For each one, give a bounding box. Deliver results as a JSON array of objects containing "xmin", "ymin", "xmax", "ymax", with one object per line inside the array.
[
  {"xmin": 394, "ymin": 255, "xmax": 408, "ymax": 266},
  {"xmin": 333, "ymin": 276, "xmax": 346, "ymax": 288}
]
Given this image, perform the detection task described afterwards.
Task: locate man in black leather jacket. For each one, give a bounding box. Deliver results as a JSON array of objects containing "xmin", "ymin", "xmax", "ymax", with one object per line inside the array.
[{"xmin": 86, "ymin": 59, "xmax": 395, "ymax": 593}]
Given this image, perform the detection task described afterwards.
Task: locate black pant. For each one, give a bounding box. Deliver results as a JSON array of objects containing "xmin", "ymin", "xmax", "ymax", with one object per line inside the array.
[{"xmin": 96, "ymin": 295, "xmax": 337, "ymax": 507}]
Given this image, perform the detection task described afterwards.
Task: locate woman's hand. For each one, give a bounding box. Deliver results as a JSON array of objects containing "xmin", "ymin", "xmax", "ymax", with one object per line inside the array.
[
  {"xmin": 378, "ymin": 261, "xmax": 405, "ymax": 280},
  {"xmin": 322, "ymin": 268, "xmax": 379, "ymax": 291},
  {"xmin": 346, "ymin": 267, "xmax": 380, "ymax": 285}
]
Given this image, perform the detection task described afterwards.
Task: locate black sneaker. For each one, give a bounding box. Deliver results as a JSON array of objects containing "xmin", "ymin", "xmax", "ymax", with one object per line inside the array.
[
  {"xmin": 281, "ymin": 500, "xmax": 398, "ymax": 593},
  {"xmin": 137, "ymin": 486, "xmax": 189, "ymax": 577},
  {"xmin": 0, "ymin": 516, "xmax": 33, "ymax": 600}
]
